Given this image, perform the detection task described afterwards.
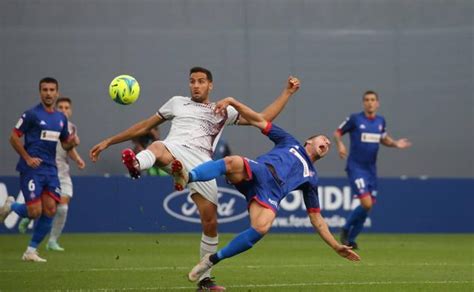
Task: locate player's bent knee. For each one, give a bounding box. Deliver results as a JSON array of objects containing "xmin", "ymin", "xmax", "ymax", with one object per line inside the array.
[{"xmin": 251, "ymin": 222, "xmax": 271, "ymax": 235}]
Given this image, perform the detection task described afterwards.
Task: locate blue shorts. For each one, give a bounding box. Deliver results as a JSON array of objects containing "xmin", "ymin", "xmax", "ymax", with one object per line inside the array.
[
  {"xmin": 20, "ymin": 173, "xmax": 61, "ymax": 205},
  {"xmin": 347, "ymin": 168, "xmax": 377, "ymax": 200},
  {"xmin": 234, "ymin": 158, "xmax": 282, "ymax": 213}
]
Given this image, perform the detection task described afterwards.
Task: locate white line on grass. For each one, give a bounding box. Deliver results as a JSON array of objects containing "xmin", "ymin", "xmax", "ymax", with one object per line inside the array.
[
  {"xmin": 92, "ymin": 280, "xmax": 473, "ymax": 291},
  {"xmin": 0, "ymin": 262, "xmax": 471, "ymax": 273}
]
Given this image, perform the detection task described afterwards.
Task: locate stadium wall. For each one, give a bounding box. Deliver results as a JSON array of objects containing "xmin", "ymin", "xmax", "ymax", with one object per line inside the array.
[
  {"xmin": 0, "ymin": 176, "xmax": 472, "ymax": 234},
  {"xmin": 0, "ymin": 0, "xmax": 472, "ymax": 178}
]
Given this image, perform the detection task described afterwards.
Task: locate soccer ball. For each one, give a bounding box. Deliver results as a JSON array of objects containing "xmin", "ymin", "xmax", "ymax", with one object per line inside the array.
[{"xmin": 109, "ymin": 75, "xmax": 140, "ymax": 105}]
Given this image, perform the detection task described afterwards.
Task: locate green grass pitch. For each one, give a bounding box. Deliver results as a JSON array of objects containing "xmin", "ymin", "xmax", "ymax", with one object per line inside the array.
[{"xmin": 0, "ymin": 233, "xmax": 472, "ymax": 291}]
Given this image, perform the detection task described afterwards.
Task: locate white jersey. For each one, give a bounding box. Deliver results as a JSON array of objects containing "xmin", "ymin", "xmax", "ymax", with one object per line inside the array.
[
  {"xmin": 56, "ymin": 121, "xmax": 76, "ymax": 179},
  {"xmin": 158, "ymin": 96, "xmax": 239, "ymax": 157}
]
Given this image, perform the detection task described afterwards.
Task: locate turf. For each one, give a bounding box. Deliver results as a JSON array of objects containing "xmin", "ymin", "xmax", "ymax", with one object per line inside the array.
[{"xmin": 0, "ymin": 233, "xmax": 472, "ymax": 291}]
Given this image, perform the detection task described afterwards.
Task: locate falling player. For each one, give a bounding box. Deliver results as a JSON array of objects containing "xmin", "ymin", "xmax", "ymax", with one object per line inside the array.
[{"xmin": 166, "ymin": 96, "xmax": 360, "ymax": 283}]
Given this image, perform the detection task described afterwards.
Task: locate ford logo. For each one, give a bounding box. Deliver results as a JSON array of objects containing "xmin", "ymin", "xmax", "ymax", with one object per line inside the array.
[{"xmin": 163, "ymin": 187, "xmax": 248, "ymax": 224}]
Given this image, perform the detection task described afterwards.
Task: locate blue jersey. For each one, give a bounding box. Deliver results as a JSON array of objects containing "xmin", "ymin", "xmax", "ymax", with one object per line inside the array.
[
  {"xmin": 14, "ymin": 103, "xmax": 70, "ymax": 175},
  {"xmin": 254, "ymin": 123, "xmax": 320, "ymax": 212},
  {"xmin": 338, "ymin": 112, "xmax": 386, "ymax": 171}
]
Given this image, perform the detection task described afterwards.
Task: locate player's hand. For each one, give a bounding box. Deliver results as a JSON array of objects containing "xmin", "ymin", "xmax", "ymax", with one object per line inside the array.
[
  {"xmin": 89, "ymin": 140, "xmax": 109, "ymax": 162},
  {"xmin": 395, "ymin": 138, "xmax": 412, "ymax": 149},
  {"xmin": 214, "ymin": 97, "xmax": 235, "ymax": 115},
  {"xmin": 336, "ymin": 245, "xmax": 361, "ymax": 261},
  {"xmin": 286, "ymin": 76, "xmax": 300, "ymax": 94},
  {"xmin": 26, "ymin": 157, "xmax": 42, "ymax": 168},
  {"xmin": 338, "ymin": 144, "xmax": 347, "ymax": 159},
  {"xmin": 76, "ymin": 157, "xmax": 86, "ymax": 169}
]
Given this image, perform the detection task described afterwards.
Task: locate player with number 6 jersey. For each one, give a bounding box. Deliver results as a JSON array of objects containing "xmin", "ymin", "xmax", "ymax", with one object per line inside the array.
[{"xmin": 0, "ymin": 77, "xmax": 78, "ymax": 262}]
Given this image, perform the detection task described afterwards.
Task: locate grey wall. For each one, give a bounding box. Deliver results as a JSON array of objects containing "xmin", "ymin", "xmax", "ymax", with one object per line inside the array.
[{"xmin": 0, "ymin": 0, "xmax": 472, "ymax": 177}]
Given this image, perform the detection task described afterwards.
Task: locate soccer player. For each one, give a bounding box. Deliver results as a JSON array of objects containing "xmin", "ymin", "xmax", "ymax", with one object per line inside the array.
[
  {"xmin": 89, "ymin": 67, "xmax": 300, "ymax": 291},
  {"xmin": 334, "ymin": 90, "xmax": 412, "ymax": 249},
  {"xmin": 167, "ymin": 97, "xmax": 361, "ymax": 283},
  {"xmin": 0, "ymin": 78, "xmax": 78, "ymax": 262},
  {"xmin": 18, "ymin": 97, "xmax": 86, "ymax": 251}
]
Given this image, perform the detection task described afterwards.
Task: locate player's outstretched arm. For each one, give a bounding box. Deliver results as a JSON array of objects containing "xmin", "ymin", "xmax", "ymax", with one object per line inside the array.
[
  {"xmin": 381, "ymin": 134, "xmax": 412, "ymax": 149},
  {"xmin": 238, "ymin": 76, "xmax": 300, "ymax": 126},
  {"xmin": 308, "ymin": 212, "xmax": 361, "ymax": 261},
  {"xmin": 89, "ymin": 114, "xmax": 164, "ymax": 162},
  {"xmin": 333, "ymin": 130, "xmax": 348, "ymax": 159},
  {"xmin": 9, "ymin": 132, "xmax": 42, "ymax": 168},
  {"xmin": 215, "ymin": 97, "xmax": 267, "ymax": 130}
]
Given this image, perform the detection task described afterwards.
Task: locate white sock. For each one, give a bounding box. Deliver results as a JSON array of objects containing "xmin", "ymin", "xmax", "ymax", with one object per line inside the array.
[
  {"xmin": 26, "ymin": 246, "xmax": 36, "ymax": 253},
  {"xmin": 136, "ymin": 150, "xmax": 156, "ymax": 170},
  {"xmin": 199, "ymin": 233, "xmax": 218, "ymax": 281},
  {"xmin": 49, "ymin": 204, "xmax": 68, "ymax": 243}
]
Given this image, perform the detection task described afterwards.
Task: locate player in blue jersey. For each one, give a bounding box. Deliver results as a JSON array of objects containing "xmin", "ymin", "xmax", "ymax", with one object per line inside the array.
[
  {"xmin": 168, "ymin": 97, "xmax": 361, "ymax": 283},
  {"xmin": 334, "ymin": 90, "xmax": 412, "ymax": 249},
  {"xmin": 0, "ymin": 77, "xmax": 78, "ymax": 262}
]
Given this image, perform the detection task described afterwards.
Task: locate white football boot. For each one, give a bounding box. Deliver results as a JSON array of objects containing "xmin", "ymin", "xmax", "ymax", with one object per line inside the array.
[
  {"xmin": 188, "ymin": 253, "xmax": 214, "ymax": 282},
  {"xmin": 22, "ymin": 250, "xmax": 47, "ymax": 263}
]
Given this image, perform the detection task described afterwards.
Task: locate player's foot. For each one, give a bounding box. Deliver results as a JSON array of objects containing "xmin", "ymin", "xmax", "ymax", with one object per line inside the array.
[
  {"xmin": 197, "ymin": 277, "xmax": 226, "ymax": 291},
  {"xmin": 22, "ymin": 251, "xmax": 47, "ymax": 262},
  {"xmin": 188, "ymin": 254, "xmax": 214, "ymax": 282},
  {"xmin": 46, "ymin": 241, "xmax": 65, "ymax": 252},
  {"xmin": 348, "ymin": 241, "xmax": 359, "ymax": 250},
  {"xmin": 171, "ymin": 159, "xmax": 189, "ymax": 191},
  {"xmin": 122, "ymin": 148, "xmax": 141, "ymax": 179},
  {"xmin": 18, "ymin": 218, "xmax": 31, "ymax": 234},
  {"xmin": 340, "ymin": 228, "xmax": 349, "ymax": 245},
  {"xmin": 0, "ymin": 196, "xmax": 14, "ymax": 223}
]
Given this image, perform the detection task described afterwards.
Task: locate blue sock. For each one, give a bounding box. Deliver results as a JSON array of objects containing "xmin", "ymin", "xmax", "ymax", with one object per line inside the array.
[
  {"xmin": 11, "ymin": 202, "xmax": 28, "ymax": 218},
  {"xmin": 211, "ymin": 227, "xmax": 263, "ymax": 264},
  {"xmin": 348, "ymin": 206, "xmax": 369, "ymax": 244},
  {"xmin": 344, "ymin": 205, "xmax": 366, "ymax": 230},
  {"xmin": 188, "ymin": 159, "xmax": 226, "ymax": 183},
  {"xmin": 29, "ymin": 215, "xmax": 53, "ymax": 248}
]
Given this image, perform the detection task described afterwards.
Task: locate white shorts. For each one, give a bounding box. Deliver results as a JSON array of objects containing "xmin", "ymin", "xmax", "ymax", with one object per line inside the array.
[
  {"xmin": 58, "ymin": 175, "xmax": 73, "ymax": 198},
  {"xmin": 161, "ymin": 141, "xmax": 218, "ymax": 205}
]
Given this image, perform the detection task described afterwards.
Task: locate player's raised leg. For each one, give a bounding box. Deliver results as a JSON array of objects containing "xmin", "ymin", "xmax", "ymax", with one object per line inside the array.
[
  {"xmin": 122, "ymin": 140, "xmax": 174, "ymax": 179},
  {"xmin": 171, "ymin": 155, "xmax": 248, "ymax": 191}
]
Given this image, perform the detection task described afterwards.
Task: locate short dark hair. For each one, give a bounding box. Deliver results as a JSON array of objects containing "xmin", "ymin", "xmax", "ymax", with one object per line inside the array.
[
  {"xmin": 363, "ymin": 90, "xmax": 378, "ymax": 100},
  {"xmin": 303, "ymin": 134, "xmax": 327, "ymax": 146},
  {"xmin": 56, "ymin": 97, "xmax": 72, "ymax": 105},
  {"xmin": 190, "ymin": 67, "xmax": 213, "ymax": 82},
  {"xmin": 39, "ymin": 77, "xmax": 59, "ymax": 90}
]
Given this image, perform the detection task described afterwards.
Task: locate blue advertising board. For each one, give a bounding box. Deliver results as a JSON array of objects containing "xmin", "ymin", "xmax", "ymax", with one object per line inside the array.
[{"xmin": 0, "ymin": 176, "xmax": 472, "ymax": 233}]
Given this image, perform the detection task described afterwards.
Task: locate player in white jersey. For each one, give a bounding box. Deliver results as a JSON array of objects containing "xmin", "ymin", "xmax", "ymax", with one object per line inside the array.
[
  {"xmin": 19, "ymin": 97, "xmax": 86, "ymax": 251},
  {"xmin": 90, "ymin": 67, "xmax": 300, "ymax": 291}
]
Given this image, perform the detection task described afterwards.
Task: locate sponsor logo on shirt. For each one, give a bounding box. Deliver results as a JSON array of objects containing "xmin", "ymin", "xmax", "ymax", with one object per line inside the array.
[
  {"xmin": 361, "ymin": 133, "xmax": 381, "ymax": 143},
  {"xmin": 40, "ymin": 130, "xmax": 60, "ymax": 142},
  {"xmin": 40, "ymin": 120, "xmax": 47, "ymax": 126},
  {"xmin": 359, "ymin": 124, "xmax": 366, "ymax": 129}
]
